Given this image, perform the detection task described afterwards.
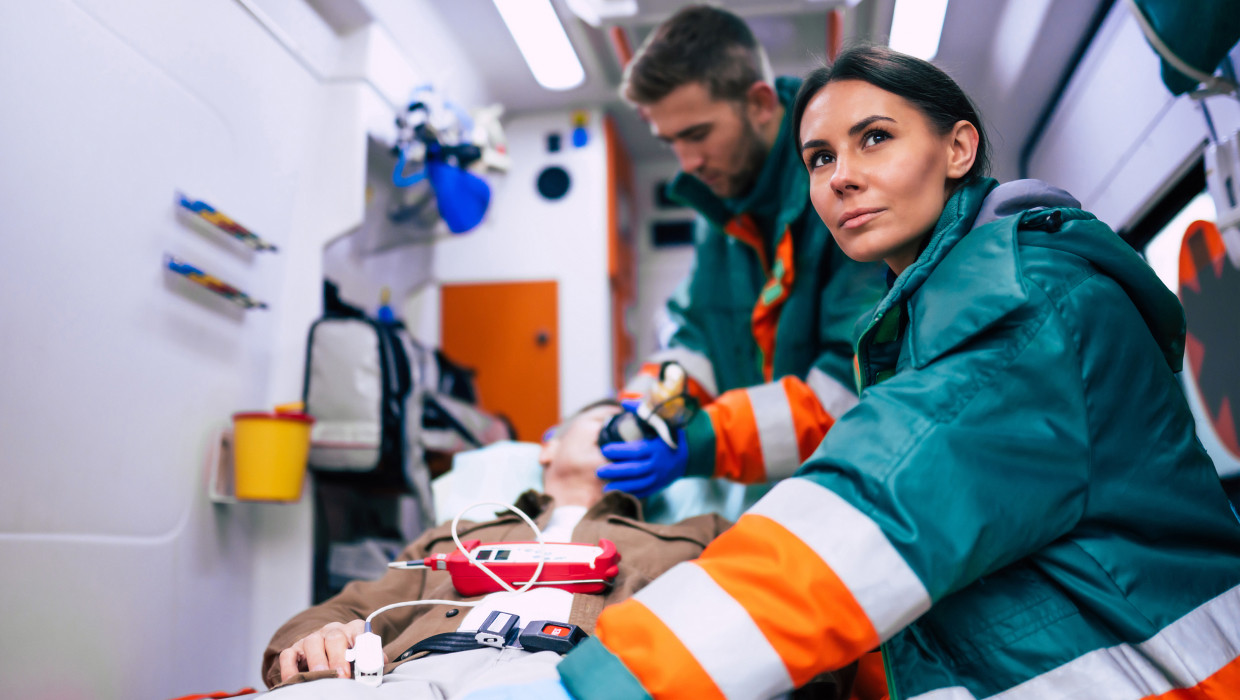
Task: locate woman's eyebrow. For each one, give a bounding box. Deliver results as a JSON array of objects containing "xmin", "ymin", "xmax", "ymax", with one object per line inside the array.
[
  {"xmin": 800, "ymin": 139, "xmax": 829, "ymax": 153},
  {"xmin": 849, "ymin": 115, "xmax": 895, "ymax": 136}
]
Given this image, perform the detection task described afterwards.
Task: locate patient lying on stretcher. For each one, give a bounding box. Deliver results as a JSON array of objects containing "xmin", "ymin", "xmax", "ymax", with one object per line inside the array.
[{"xmin": 262, "ymin": 400, "xmax": 855, "ymax": 698}]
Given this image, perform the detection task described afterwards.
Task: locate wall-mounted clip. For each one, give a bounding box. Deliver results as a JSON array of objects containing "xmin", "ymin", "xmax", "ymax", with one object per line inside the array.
[
  {"xmin": 176, "ymin": 191, "xmax": 278, "ymax": 252},
  {"xmin": 165, "ymin": 254, "xmax": 268, "ymax": 309}
]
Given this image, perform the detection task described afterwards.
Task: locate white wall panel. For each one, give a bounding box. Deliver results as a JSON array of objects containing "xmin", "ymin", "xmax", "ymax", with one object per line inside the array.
[{"xmin": 0, "ymin": 0, "xmax": 436, "ymax": 695}]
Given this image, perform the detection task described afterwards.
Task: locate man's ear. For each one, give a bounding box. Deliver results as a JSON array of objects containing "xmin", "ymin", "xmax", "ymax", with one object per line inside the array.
[
  {"xmin": 745, "ymin": 81, "xmax": 780, "ymax": 126},
  {"xmin": 945, "ymin": 120, "xmax": 980, "ymax": 180},
  {"xmin": 538, "ymin": 438, "xmax": 557, "ymax": 469}
]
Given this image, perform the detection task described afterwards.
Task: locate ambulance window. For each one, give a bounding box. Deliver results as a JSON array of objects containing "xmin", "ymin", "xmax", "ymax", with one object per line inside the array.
[
  {"xmin": 1138, "ymin": 169, "xmax": 1240, "ymax": 483},
  {"xmin": 475, "ymin": 549, "xmax": 492, "ymax": 561},
  {"xmin": 494, "ymin": 550, "xmax": 511, "ymax": 561},
  {"xmin": 1143, "ymin": 190, "xmax": 1217, "ymax": 292}
]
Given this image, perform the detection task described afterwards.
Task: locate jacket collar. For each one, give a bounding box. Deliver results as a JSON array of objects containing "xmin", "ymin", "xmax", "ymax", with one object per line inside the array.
[
  {"xmin": 666, "ymin": 76, "xmax": 808, "ymax": 235},
  {"xmin": 863, "ymin": 177, "xmax": 1033, "ymax": 369},
  {"xmin": 513, "ymin": 489, "xmax": 643, "ymax": 522}
]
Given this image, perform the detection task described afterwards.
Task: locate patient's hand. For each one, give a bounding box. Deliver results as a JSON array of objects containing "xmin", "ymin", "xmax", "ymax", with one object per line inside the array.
[{"xmin": 278, "ymin": 619, "xmax": 385, "ymax": 682}]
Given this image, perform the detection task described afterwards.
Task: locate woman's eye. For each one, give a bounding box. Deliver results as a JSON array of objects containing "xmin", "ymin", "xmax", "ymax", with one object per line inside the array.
[
  {"xmin": 809, "ymin": 152, "xmax": 834, "ymax": 169},
  {"xmin": 862, "ymin": 130, "xmax": 891, "ymax": 148}
]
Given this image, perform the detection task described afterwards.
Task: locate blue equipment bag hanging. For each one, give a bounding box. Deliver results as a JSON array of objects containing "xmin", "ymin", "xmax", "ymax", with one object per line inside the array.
[{"xmin": 426, "ymin": 156, "xmax": 491, "ymax": 233}]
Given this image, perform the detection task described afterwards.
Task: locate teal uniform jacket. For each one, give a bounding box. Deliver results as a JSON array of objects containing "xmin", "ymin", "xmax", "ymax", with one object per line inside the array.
[
  {"xmin": 561, "ymin": 178, "xmax": 1240, "ymax": 699},
  {"xmin": 632, "ymin": 76, "xmax": 887, "ymax": 487}
]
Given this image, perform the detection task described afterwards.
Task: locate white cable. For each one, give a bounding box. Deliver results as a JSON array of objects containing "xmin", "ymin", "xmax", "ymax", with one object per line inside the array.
[
  {"xmin": 1123, "ymin": 0, "xmax": 1239, "ymax": 96},
  {"xmin": 365, "ymin": 501, "xmax": 549, "ymax": 630},
  {"xmin": 365, "ymin": 599, "xmax": 481, "ymax": 628},
  {"xmin": 450, "ymin": 501, "xmax": 548, "ymax": 595}
]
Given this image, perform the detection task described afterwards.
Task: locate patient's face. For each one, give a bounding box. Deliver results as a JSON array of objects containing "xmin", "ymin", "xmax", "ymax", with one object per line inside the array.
[{"xmin": 539, "ymin": 404, "xmax": 621, "ymax": 485}]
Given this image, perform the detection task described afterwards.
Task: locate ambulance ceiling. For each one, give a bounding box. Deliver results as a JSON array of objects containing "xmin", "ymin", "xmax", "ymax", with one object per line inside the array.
[{"xmin": 397, "ymin": 0, "xmax": 1112, "ymax": 180}]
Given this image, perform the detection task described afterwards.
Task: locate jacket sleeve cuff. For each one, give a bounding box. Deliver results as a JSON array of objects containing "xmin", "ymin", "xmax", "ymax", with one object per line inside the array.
[
  {"xmin": 559, "ymin": 637, "xmax": 654, "ymax": 700},
  {"xmin": 683, "ymin": 409, "xmax": 716, "ymax": 478}
]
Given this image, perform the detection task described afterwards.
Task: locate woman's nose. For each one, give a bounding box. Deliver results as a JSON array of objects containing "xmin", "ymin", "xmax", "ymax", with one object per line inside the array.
[{"xmin": 829, "ymin": 154, "xmax": 858, "ymax": 194}]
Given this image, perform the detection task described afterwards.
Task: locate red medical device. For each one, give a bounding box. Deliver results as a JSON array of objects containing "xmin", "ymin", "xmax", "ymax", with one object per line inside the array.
[{"xmin": 390, "ymin": 539, "xmax": 621, "ymax": 596}]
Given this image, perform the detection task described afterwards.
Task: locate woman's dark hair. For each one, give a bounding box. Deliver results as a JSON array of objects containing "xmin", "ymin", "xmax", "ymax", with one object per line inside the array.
[{"xmin": 792, "ymin": 44, "xmax": 991, "ymax": 183}]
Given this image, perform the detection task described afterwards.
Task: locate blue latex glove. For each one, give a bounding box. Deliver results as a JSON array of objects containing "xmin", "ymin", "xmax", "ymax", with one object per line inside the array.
[
  {"xmin": 461, "ymin": 678, "xmax": 574, "ymax": 700},
  {"xmin": 598, "ymin": 428, "xmax": 688, "ymax": 498}
]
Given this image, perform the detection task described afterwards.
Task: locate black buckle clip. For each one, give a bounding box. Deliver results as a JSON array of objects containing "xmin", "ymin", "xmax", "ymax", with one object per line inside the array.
[
  {"xmin": 475, "ymin": 610, "xmax": 520, "ymax": 648},
  {"xmin": 517, "ymin": 620, "xmax": 588, "ymax": 654}
]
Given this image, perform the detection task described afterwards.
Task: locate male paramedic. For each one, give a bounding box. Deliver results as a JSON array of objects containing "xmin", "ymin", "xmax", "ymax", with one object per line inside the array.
[
  {"xmin": 598, "ymin": 5, "xmax": 886, "ymax": 498},
  {"xmin": 262, "ymin": 400, "xmax": 856, "ymax": 698}
]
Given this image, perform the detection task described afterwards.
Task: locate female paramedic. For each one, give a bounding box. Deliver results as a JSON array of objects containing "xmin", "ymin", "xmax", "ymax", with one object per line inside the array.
[{"xmin": 516, "ymin": 45, "xmax": 1240, "ymax": 700}]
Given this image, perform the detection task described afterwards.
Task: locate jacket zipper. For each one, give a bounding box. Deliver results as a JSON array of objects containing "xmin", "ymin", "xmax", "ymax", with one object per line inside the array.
[{"xmin": 881, "ymin": 641, "xmax": 900, "ymax": 700}]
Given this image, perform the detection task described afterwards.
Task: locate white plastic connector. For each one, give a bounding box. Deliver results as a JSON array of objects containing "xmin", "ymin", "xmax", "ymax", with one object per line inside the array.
[{"xmin": 345, "ymin": 631, "xmax": 385, "ymax": 688}]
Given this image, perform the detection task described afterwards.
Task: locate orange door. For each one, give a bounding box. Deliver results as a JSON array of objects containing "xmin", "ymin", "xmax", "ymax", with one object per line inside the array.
[{"xmin": 441, "ymin": 281, "xmax": 559, "ymax": 442}]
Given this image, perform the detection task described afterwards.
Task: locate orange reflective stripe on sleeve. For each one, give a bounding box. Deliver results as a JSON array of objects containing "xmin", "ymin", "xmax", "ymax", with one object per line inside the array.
[
  {"xmin": 697, "ymin": 511, "xmax": 881, "ymax": 686},
  {"xmin": 707, "ymin": 378, "xmax": 836, "ymax": 482},
  {"xmin": 1150, "ymin": 654, "xmax": 1240, "ymax": 700},
  {"xmin": 779, "ymin": 375, "xmax": 835, "ymax": 462},
  {"xmin": 704, "ymin": 390, "xmax": 766, "ymax": 483},
  {"xmin": 594, "ymin": 596, "xmax": 727, "ymax": 700}
]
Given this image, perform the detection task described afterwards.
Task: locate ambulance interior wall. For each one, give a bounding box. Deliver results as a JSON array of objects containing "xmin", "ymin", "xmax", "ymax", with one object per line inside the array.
[
  {"xmin": 630, "ymin": 159, "xmax": 698, "ymax": 361},
  {"xmin": 0, "ymin": 1, "xmax": 483, "ymax": 696},
  {"xmin": 401, "ymin": 110, "xmax": 616, "ymax": 420}
]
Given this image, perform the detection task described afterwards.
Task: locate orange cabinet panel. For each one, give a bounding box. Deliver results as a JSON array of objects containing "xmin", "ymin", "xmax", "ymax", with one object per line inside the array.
[{"xmin": 441, "ymin": 281, "xmax": 560, "ymax": 442}]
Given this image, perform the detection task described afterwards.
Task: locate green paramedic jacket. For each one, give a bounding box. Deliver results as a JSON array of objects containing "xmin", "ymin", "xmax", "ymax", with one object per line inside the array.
[
  {"xmin": 630, "ymin": 76, "xmax": 887, "ymax": 486},
  {"xmin": 561, "ymin": 178, "xmax": 1240, "ymax": 699}
]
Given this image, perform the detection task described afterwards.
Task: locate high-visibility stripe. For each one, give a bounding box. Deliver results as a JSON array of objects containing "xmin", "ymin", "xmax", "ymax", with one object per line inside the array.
[
  {"xmin": 632, "ymin": 562, "xmax": 795, "ymax": 699},
  {"xmin": 621, "ymin": 371, "xmax": 656, "ymax": 399},
  {"xmin": 807, "ymin": 366, "xmax": 860, "ymax": 421},
  {"xmin": 746, "ymin": 382, "xmax": 800, "ymax": 480},
  {"xmin": 698, "ymin": 512, "xmax": 881, "ymax": 685},
  {"xmin": 705, "ymin": 391, "xmax": 766, "ymax": 483},
  {"xmin": 1154, "ymin": 654, "xmax": 1240, "ymax": 699},
  {"xmin": 905, "ymin": 583, "xmax": 1240, "ymax": 700},
  {"xmin": 780, "ymin": 376, "xmax": 836, "ymax": 461},
  {"xmin": 594, "ymin": 598, "xmax": 725, "ymax": 700},
  {"xmin": 724, "ymin": 214, "xmax": 767, "ymax": 272},
  {"xmin": 647, "ymin": 348, "xmax": 718, "ymax": 399},
  {"xmin": 750, "ymin": 231, "xmax": 796, "ymax": 382},
  {"xmin": 748, "ymin": 479, "xmax": 931, "ymax": 640}
]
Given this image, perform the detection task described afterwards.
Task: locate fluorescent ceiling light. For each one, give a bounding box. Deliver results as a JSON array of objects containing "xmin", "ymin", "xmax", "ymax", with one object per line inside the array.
[
  {"xmin": 889, "ymin": 0, "xmax": 950, "ymax": 60},
  {"xmin": 493, "ymin": 0, "xmax": 586, "ymax": 91}
]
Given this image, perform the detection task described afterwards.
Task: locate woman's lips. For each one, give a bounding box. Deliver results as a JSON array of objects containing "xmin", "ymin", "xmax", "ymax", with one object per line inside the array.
[{"xmin": 839, "ymin": 208, "xmax": 884, "ymax": 230}]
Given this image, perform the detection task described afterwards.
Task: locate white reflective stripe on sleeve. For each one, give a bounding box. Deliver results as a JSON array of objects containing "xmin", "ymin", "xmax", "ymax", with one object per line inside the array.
[
  {"xmin": 748, "ymin": 479, "xmax": 930, "ymax": 640},
  {"xmin": 649, "ymin": 348, "xmax": 718, "ymax": 398},
  {"xmin": 964, "ymin": 582, "xmax": 1240, "ymax": 700},
  {"xmin": 622, "ymin": 373, "xmax": 656, "ymax": 397},
  {"xmin": 746, "ymin": 382, "xmax": 801, "ymax": 480},
  {"xmin": 634, "ymin": 561, "xmax": 795, "ymax": 700},
  {"xmin": 807, "ymin": 367, "xmax": 859, "ymax": 420}
]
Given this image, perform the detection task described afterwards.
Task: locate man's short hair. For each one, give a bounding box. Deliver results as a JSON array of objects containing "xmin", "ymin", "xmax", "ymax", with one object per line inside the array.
[{"xmin": 621, "ymin": 4, "xmax": 772, "ymax": 105}]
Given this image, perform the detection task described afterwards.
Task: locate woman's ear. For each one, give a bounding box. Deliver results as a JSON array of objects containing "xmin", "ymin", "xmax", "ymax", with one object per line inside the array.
[{"xmin": 945, "ymin": 120, "xmax": 980, "ymax": 180}]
